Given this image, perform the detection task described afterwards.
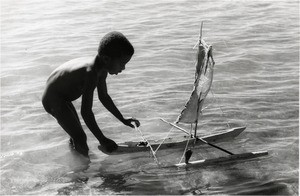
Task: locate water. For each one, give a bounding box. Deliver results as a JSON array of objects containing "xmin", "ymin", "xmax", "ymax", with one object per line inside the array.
[{"xmin": 1, "ymin": 0, "xmax": 299, "ymax": 195}]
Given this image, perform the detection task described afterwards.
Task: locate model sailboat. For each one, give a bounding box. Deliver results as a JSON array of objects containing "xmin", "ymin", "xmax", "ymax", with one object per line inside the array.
[{"xmin": 98, "ymin": 23, "xmax": 268, "ymax": 167}]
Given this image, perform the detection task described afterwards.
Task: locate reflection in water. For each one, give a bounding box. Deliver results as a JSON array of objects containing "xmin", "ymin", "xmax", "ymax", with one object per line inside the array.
[
  {"xmin": 90, "ymin": 155, "xmax": 169, "ymax": 195},
  {"xmin": 93, "ymin": 171, "xmax": 135, "ymax": 193},
  {"xmin": 172, "ymin": 161, "xmax": 296, "ymax": 195},
  {"xmin": 55, "ymin": 149, "xmax": 91, "ymax": 195},
  {"xmin": 57, "ymin": 176, "xmax": 89, "ymax": 195},
  {"xmin": 29, "ymin": 148, "xmax": 296, "ymax": 195},
  {"xmin": 231, "ymin": 179, "xmax": 295, "ymax": 195}
]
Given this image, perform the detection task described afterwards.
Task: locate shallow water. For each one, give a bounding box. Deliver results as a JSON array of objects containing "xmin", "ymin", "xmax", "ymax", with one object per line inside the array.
[{"xmin": 1, "ymin": 0, "xmax": 299, "ymax": 195}]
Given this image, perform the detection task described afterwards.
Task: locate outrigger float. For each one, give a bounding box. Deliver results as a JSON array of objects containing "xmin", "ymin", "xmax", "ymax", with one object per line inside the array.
[{"xmin": 99, "ymin": 23, "xmax": 268, "ymax": 167}]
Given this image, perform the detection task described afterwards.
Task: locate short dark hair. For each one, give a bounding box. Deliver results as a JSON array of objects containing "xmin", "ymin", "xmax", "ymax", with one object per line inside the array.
[{"xmin": 98, "ymin": 31, "xmax": 134, "ymax": 58}]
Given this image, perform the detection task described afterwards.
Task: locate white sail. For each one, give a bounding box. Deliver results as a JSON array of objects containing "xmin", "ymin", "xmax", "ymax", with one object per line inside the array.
[{"xmin": 176, "ymin": 39, "xmax": 215, "ymax": 124}]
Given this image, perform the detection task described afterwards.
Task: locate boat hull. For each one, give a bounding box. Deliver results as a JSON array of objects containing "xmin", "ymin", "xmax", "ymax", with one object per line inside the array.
[{"xmin": 98, "ymin": 126, "xmax": 246, "ymax": 155}]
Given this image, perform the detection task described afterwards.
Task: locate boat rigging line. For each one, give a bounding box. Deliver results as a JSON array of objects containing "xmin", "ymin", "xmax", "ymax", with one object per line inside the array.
[{"xmin": 134, "ymin": 125, "xmax": 160, "ymax": 165}]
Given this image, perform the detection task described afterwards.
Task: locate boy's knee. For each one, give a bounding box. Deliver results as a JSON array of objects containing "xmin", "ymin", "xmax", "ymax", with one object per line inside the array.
[{"xmin": 42, "ymin": 99, "xmax": 58, "ymax": 115}]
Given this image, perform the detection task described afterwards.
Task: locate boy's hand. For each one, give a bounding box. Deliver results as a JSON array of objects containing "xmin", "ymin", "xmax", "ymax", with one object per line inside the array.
[
  {"xmin": 123, "ymin": 118, "xmax": 140, "ymax": 128},
  {"xmin": 100, "ymin": 137, "xmax": 118, "ymax": 153}
]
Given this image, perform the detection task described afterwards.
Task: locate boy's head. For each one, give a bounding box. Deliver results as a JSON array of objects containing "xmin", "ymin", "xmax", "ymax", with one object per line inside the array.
[
  {"xmin": 98, "ymin": 32, "xmax": 134, "ymax": 75},
  {"xmin": 98, "ymin": 31, "xmax": 134, "ymax": 58}
]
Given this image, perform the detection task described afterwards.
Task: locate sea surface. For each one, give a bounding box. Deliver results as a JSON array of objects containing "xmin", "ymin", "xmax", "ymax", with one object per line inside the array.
[{"xmin": 1, "ymin": 0, "xmax": 299, "ymax": 195}]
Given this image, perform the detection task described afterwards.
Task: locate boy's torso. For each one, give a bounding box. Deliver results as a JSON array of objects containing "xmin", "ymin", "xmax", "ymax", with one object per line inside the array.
[{"xmin": 46, "ymin": 57, "xmax": 105, "ymax": 101}]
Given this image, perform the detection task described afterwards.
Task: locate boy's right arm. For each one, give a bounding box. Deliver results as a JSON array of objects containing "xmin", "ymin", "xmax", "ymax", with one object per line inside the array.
[
  {"xmin": 81, "ymin": 71, "xmax": 118, "ymax": 152},
  {"xmin": 97, "ymin": 72, "xmax": 140, "ymax": 128}
]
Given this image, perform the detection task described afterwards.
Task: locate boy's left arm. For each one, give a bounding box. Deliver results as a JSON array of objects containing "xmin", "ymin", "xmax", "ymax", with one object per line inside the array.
[{"xmin": 97, "ymin": 74, "xmax": 140, "ymax": 128}]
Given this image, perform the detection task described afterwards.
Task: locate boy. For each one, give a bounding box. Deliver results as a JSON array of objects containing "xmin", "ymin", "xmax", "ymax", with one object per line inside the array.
[{"xmin": 42, "ymin": 31, "xmax": 140, "ymax": 157}]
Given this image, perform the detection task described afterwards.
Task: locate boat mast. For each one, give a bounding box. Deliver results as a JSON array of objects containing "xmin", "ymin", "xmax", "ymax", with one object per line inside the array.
[
  {"xmin": 199, "ymin": 21, "xmax": 203, "ymax": 43},
  {"xmin": 193, "ymin": 22, "xmax": 204, "ymax": 138},
  {"xmin": 194, "ymin": 97, "xmax": 201, "ymax": 138}
]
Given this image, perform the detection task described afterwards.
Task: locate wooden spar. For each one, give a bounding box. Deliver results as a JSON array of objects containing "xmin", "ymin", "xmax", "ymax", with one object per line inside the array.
[
  {"xmin": 194, "ymin": 22, "xmax": 204, "ymax": 137},
  {"xmin": 200, "ymin": 21, "xmax": 203, "ymax": 42},
  {"xmin": 194, "ymin": 94, "xmax": 202, "ymax": 138},
  {"xmin": 160, "ymin": 119, "xmax": 234, "ymax": 155},
  {"xmin": 175, "ymin": 151, "xmax": 268, "ymax": 168},
  {"xmin": 194, "ymin": 121, "xmax": 198, "ymax": 138},
  {"xmin": 194, "ymin": 22, "xmax": 203, "ymax": 137}
]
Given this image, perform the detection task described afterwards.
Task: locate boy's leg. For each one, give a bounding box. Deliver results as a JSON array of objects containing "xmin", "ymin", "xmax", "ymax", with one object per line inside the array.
[
  {"xmin": 44, "ymin": 98, "xmax": 89, "ymax": 156},
  {"xmin": 66, "ymin": 102, "xmax": 80, "ymax": 147},
  {"xmin": 54, "ymin": 103, "xmax": 89, "ymax": 156},
  {"xmin": 66, "ymin": 102, "xmax": 80, "ymax": 124}
]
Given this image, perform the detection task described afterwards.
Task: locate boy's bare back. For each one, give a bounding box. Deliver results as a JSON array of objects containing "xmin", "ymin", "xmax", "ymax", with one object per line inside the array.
[{"xmin": 46, "ymin": 57, "xmax": 102, "ymax": 102}]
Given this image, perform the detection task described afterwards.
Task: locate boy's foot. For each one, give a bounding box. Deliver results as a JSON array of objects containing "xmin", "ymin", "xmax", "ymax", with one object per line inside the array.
[
  {"xmin": 68, "ymin": 138, "xmax": 89, "ymax": 157},
  {"xmin": 74, "ymin": 145, "xmax": 89, "ymax": 157}
]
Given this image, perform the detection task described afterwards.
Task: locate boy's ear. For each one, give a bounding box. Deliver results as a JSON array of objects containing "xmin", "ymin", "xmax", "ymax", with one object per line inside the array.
[{"xmin": 102, "ymin": 55, "xmax": 111, "ymax": 64}]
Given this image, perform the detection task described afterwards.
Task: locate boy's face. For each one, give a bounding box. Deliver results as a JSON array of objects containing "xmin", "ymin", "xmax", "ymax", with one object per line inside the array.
[{"xmin": 106, "ymin": 54, "xmax": 132, "ymax": 75}]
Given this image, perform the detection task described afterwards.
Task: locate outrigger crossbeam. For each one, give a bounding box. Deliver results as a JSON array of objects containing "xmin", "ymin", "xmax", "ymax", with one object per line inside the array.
[{"xmin": 175, "ymin": 151, "xmax": 268, "ymax": 167}]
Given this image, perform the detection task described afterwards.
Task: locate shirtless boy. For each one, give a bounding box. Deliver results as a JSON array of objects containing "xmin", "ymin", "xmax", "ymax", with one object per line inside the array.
[{"xmin": 42, "ymin": 31, "xmax": 140, "ymax": 156}]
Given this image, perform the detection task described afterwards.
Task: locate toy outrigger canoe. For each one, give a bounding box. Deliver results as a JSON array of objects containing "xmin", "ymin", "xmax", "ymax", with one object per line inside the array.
[
  {"xmin": 98, "ymin": 126, "xmax": 246, "ymax": 155},
  {"xmin": 98, "ymin": 23, "xmax": 268, "ymax": 167}
]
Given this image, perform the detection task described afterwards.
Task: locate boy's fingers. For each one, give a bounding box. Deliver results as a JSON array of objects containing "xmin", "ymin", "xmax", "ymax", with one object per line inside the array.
[
  {"xmin": 135, "ymin": 120, "xmax": 140, "ymax": 127},
  {"xmin": 125, "ymin": 118, "xmax": 140, "ymax": 128},
  {"xmin": 131, "ymin": 118, "xmax": 140, "ymax": 127}
]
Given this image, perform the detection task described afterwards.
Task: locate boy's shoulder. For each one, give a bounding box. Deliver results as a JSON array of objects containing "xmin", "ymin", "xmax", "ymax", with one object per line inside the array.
[
  {"xmin": 62, "ymin": 56, "xmax": 94, "ymax": 67},
  {"xmin": 53, "ymin": 57, "xmax": 95, "ymax": 72}
]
